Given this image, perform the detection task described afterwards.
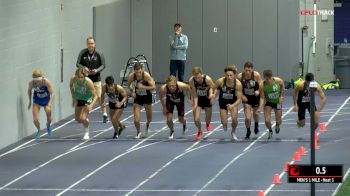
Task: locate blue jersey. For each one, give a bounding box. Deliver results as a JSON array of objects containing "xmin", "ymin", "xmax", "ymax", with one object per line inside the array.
[{"xmin": 33, "ymin": 78, "xmax": 50, "ymax": 106}]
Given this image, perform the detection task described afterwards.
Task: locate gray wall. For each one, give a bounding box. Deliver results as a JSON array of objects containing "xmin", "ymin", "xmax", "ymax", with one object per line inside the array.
[
  {"xmin": 278, "ymin": 0, "xmax": 300, "ymax": 81},
  {"xmin": 94, "ymin": 0, "xmax": 153, "ymax": 84},
  {"xmin": 300, "ymin": 0, "xmax": 334, "ymax": 83},
  {"xmin": 131, "ymin": 0, "xmax": 153, "ymax": 73},
  {"xmin": 94, "ymin": 0, "xmax": 131, "ymax": 83},
  {"xmin": 0, "ymin": 0, "xmax": 123, "ymax": 150},
  {"xmin": 152, "ymin": 0, "xmax": 300, "ymax": 82},
  {"xmin": 152, "ymin": 0, "xmax": 177, "ymax": 83}
]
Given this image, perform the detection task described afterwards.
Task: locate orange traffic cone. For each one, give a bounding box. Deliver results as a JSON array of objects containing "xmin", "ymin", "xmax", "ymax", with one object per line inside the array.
[
  {"xmin": 319, "ymin": 122, "xmax": 327, "ymax": 132},
  {"xmin": 314, "ymin": 134, "xmax": 320, "ymax": 150},
  {"xmin": 299, "ymin": 146, "xmax": 306, "ymax": 156},
  {"xmin": 258, "ymin": 191, "xmax": 265, "ymax": 196},
  {"xmin": 292, "ymin": 151, "xmax": 301, "ymax": 162},
  {"xmin": 284, "ymin": 162, "xmax": 290, "ymax": 172},
  {"xmin": 314, "ymin": 139, "xmax": 320, "ymax": 150},
  {"xmin": 273, "ymin": 173, "xmax": 281, "ymax": 184}
]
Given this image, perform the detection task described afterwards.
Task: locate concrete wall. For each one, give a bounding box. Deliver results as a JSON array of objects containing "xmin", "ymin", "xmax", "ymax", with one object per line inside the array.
[
  {"xmin": 152, "ymin": 0, "xmax": 300, "ymax": 82},
  {"xmin": 300, "ymin": 0, "xmax": 334, "ymax": 83},
  {"xmin": 0, "ymin": 0, "xmax": 122, "ymax": 150},
  {"xmin": 94, "ymin": 0, "xmax": 131, "ymax": 83}
]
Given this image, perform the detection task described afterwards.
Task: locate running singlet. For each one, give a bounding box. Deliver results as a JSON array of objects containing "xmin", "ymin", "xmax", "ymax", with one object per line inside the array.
[
  {"xmin": 241, "ymin": 72, "xmax": 258, "ymax": 96},
  {"xmin": 194, "ymin": 75, "xmax": 209, "ymax": 97},
  {"xmin": 134, "ymin": 72, "xmax": 151, "ymax": 96},
  {"xmin": 297, "ymin": 83, "xmax": 311, "ymax": 104},
  {"xmin": 106, "ymin": 84, "xmax": 123, "ymax": 103},
  {"xmin": 219, "ymin": 78, "xmax": 237, "ymax": 101},
  {"xmin": 73, "ymin": 77, "xmax": 93, "ymax": 101},
  {"xmin": 33, "ymin": 78, "xmax": 50, "ymax": 106},
  {"xmin": 263, "ymin": 79, "xmax": 280, "ymax": 104},
  {"xmin": 166, "ymin": 84, "xmax": 184, "ymax": 104}
]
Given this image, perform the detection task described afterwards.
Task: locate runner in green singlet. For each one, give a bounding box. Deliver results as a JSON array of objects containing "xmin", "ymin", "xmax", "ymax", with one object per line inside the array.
[
  {"xmin": 70, "ymin": 67, "xmax": 97, "ymax": 140},
  {"xmin": 259, "ymin": 70, "xmax": 285, "ymax": 139}
]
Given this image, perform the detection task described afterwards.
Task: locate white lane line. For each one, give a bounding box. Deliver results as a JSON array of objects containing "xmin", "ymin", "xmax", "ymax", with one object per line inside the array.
[
  {"xmin": 194, "ymin": 107, "xmax": 294, "ymax": 196},
  {"xmin": 125, "ymin": 108, "xmax": 244, "ymax": 196},
  {"xmin": 54, "ymin": 141, "xmax": 163, "ymax": 196},
  {"xmin": 0, "ymin": 100, "xmax": 161, "ymax": 157},
  {"xmin": 325, "ymin": 96, "xmax": 350, "ymax": 127},
  {"xmin": 0, "ymin": 140, "xmax": 107, "ymax": 191},
  {"xmin": 0, "ymin": 102, "xmax": 115, "ymax": 159},
  {"xmin": 243, "ymin": 107, "xmax": 294, "ymax": 152},
  {"xmin": 0, "ymin": 188, "xmax": 335, "ymax": 192},
  {"xmin": 125, "ymin": 142, "xmax": 216, "ymax": 196},
  {"xmin": 0, "ymin": 101, "xmax": 161, "ymax": 190},
  {"xmin": 127, "ymin": 109, "xmax": 193, "ymax": 151},
  {"xmin": 69, "ymin": 100, "xmax": 161, "ymax": 151},
  {"xmin": 0, "ymin": 119, "xmax": 74, "ymax": 158},
  {"xmin": 332, "ymin": 167, "xmax": 350, "ymax": 196},
  {"xmin": 56, "ymin": 107, "xmax": 195, "ymax": 196},
  {"xmin": 264, "ymin": 96, "xmax": 350, "ymax": 196}
]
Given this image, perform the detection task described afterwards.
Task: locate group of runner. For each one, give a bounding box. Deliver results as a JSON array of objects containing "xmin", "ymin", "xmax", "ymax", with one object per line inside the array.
[{"xmin": 28, "ymin": 58, "xmax": 327, "ymax": 141}]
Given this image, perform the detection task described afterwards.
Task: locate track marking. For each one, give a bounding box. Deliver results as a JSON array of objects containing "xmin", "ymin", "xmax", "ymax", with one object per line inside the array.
[
  {"xmin": 0, "ymin": 119, "xmax": 74, "ymax": 158},
  {"xmin": 125, "ymin": 142, "xmax": 216, "ymax": 196},
  {"xmin": 0, "ymin": 100, "xmax": 161, "ymax": 190},
  {"xmin": 56, "ymin": 107, "xmax": 195, "ymax": 196},
  {"xmin": 264, "ymin": 96, "xmax": 350, "ymax": 195},
  {"xmin": 194, "ymin": 107, "xmax": 293, "ymax": 195},
  {"xmin": 125, "ymin": 108, "xmax": 244, "ymax": 195},
  {"xmin": 0, "ymin": 188, "xmax": 335, "ymax": 192},
  {"xmin": 0, "ymin": 140, "xmax": 107, "ymax": 191}
]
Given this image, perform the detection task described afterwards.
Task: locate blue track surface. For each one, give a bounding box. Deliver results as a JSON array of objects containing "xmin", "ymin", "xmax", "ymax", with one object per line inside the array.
[{"xmin": 0, "ymin": 90, "xmax": 349, "ymax": 196}]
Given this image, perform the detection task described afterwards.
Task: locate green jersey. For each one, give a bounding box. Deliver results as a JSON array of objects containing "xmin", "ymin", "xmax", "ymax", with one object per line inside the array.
[
  {"xmin": 73, "ymin": 77, "xmax": 93, "ymax": 101},
  {"xmin": 263, "ymin": 79, "xmax": 280, "ymax": 104}
]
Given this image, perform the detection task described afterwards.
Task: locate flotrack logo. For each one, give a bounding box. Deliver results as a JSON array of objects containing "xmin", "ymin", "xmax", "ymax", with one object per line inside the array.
[{"xmin": 300, "ymin": 9, "xmax": 334, "ymax": 16}]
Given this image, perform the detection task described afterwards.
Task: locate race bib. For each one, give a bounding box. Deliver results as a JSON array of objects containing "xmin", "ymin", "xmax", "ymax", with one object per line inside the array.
[
  {"xmin": 197, "ymin": 89, "xmax": 208, "ymax": 96},
  {"xmin": 222, "ymin": 93, "xmax": 233, "ymax": 99},
  {"xmin": 136, "ymin": 88, "xmax": 147, "ymax": 96},
  {"xmin": 244, "ymin": 88, "xmax": 255, "ymax": 96},
  {"xmin": 267, "ymin": 92, "xmax": 279, "ymax": 99},
  {"xmin": 108, "ymin": 97, "xmax": 117, "ymax": 103},
  {"xmin": 302, "ymin": 96, "xmax": 310, "ymax": 103},
  {"xmin": 76, "ymin": 87, "xmax": 87, "ymax": 95},
  {"xmin": 170, "ymin": 97, "xmax": 181, "ymax": 103},
  {"xmin": 37, "ymin": 92, "xmax": 48, "ymax": 98}
]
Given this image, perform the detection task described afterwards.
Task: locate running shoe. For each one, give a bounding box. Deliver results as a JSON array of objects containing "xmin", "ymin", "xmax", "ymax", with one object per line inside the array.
[
  {"xmin": 275, "ymin": 125, "xmax": 280, "ymax": 134},
  {"xmin": 83, "ymin": 132, "xmax": 90, "ymax": 140},
  {"xmin": 35, "ymin": 131, "xmax": 41, "ymax": 139},
  {"xmin": 254, "ymin": 127, "xmax": 259, "ymax": 134},
  {"xmin": 182, "ymin": 121, "xmax": 187, "ymax": 136},
  {"xmin": 169, "ymin": 130, "xmax": 174, "ymax": 140},
  {"xmin": 118, "ymin": 124, "xmax": 126, "ymax": 136},
  {"xmin": 267, "ymin": 130, "xmax": 273, "ymax": 140},
  {"xmin": 113, "ymin": 129, "xmax": 118, "ymax": 139},
  {"xmin": 231, "ymin": 131, "xmax": 238, "ymax": 141},
  {"xmin": 223, "ymin": 124, "xmax": 228, "ymax": 131},
  {"xmin": 103, "ymin": 115, "xmax": 108, "ymax": 123},
  {"xmin": 195, "ymin": 130, "xmax": 203, "ymax": 140},
  {"xmin": 206, "ymin": 123, "xmax": 212, "ymax": 132},
  {"xmin": 245, "ymin": 130, "xmax": 251, "ymax": 139},
  {"xmin": 145, "ymin": 122, "xmax": 150, "ymax": 136},
  {"xmin": 47, "ymin": 126, "xmax": 52, "ymax": 136},
  {"xmin": 135, "ymin": 132, "xmax": 141, "ymax": 139}
]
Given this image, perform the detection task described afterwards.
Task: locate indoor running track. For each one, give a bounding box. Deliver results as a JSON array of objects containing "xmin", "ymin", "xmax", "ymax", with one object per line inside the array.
[{"xmin": 0, "ymin": 90, "xmax": 350, "ymax": 196}]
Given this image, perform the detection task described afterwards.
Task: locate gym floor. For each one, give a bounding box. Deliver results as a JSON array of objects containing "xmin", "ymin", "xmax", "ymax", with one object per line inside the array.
[{"xmin": 0, "ymin": 90, "xmax": 349, "ymax": 196}]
